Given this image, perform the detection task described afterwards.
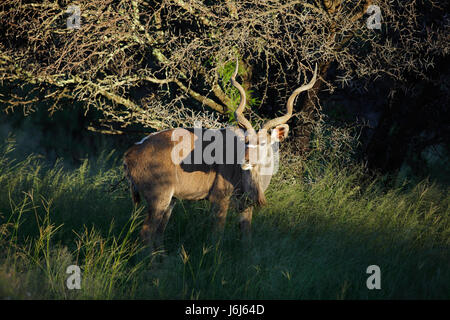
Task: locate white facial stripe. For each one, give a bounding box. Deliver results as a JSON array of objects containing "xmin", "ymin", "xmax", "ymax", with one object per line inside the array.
[{"xmin": 246, "ymin": 144, "xmax": 258, "ymax": 148}]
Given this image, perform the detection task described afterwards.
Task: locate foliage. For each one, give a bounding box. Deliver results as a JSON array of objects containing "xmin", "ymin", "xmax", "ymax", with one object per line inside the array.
[{"xmin": 1, "ymin": 0, "xmax": 447, "ymax": 132}]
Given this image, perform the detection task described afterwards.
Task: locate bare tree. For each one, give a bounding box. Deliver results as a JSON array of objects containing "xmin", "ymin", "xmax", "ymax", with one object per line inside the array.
[{"xmin": 0, "ymin": 1, "xmax": 448, "ymax": 146}]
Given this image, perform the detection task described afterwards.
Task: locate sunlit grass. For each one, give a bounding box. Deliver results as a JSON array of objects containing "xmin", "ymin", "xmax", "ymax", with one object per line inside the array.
[{"xmin": 0, "ymin": 138, "xmax": 448, "ymax": 299}]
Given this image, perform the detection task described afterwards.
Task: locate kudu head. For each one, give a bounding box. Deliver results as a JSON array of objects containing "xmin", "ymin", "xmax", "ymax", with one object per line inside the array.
[{"xmin": 230, "ymin": 58, "xmax": 317, "ymax": 205}]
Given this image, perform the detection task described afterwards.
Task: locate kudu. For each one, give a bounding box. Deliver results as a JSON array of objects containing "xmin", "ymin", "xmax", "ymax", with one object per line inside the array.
[{"xmin": 123, "ymin": 60, "xmax": 317, "ymax": 251}]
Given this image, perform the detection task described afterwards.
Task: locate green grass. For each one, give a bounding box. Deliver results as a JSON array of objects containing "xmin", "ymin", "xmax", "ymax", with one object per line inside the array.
[{"xmin": 0, "ymin": 138, "xmax": 448, "ymax": 299}]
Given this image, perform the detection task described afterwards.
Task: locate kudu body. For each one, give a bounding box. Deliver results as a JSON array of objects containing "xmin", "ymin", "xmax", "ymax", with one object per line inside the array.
[{"xmin": 124, "ymin": 60, "xmax": 317, "ymax": 250}]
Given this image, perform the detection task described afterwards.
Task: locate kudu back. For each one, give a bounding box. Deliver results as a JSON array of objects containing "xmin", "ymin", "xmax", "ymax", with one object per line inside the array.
[{"xmin": 124, "ymin": 60, "xmax": 317, "ymax": 251}]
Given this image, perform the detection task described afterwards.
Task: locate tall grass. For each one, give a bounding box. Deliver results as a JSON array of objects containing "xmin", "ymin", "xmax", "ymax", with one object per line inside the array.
[{"xmin": 0, "ymin": 136, "xmax": 448, "ymax": 299}]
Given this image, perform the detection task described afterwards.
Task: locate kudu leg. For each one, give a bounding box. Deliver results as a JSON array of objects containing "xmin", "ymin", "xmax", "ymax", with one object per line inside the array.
[
  {"xmin": 212, "ymin": 197, "xmax": 230, "ymax": 235},
  {"xmin": 141, "ymin": 191, "xmax": 173, "ymax": 253},
  {"xmin": 154, "ymin": 199, "xmax": 176, "ymax": 251},
  {"xmin": 239, "ymin": 206, "xmax": 253, "ymax": 242}
]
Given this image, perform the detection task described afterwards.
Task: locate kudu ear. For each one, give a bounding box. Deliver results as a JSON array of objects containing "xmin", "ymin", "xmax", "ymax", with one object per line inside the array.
[{"xmin": 271, "ymin": 124, "xmax": 289, "ymax": 142}]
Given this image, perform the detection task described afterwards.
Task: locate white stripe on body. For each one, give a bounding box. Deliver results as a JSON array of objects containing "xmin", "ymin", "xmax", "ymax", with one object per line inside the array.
[{"xmin": 135, "ymin": 129, "xmax": 170, "ymax": 145}]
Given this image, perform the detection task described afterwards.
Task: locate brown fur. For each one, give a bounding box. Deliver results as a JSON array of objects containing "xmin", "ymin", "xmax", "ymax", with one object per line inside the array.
[{"xmin": 123, "ymin": 127, "xmax": 283, "ymax": 251}]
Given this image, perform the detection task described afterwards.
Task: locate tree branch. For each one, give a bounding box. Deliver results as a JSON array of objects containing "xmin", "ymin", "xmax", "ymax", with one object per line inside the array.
[{"xmin": 173, "ymin": 78, "xmax": 228, "ymax": 114}]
